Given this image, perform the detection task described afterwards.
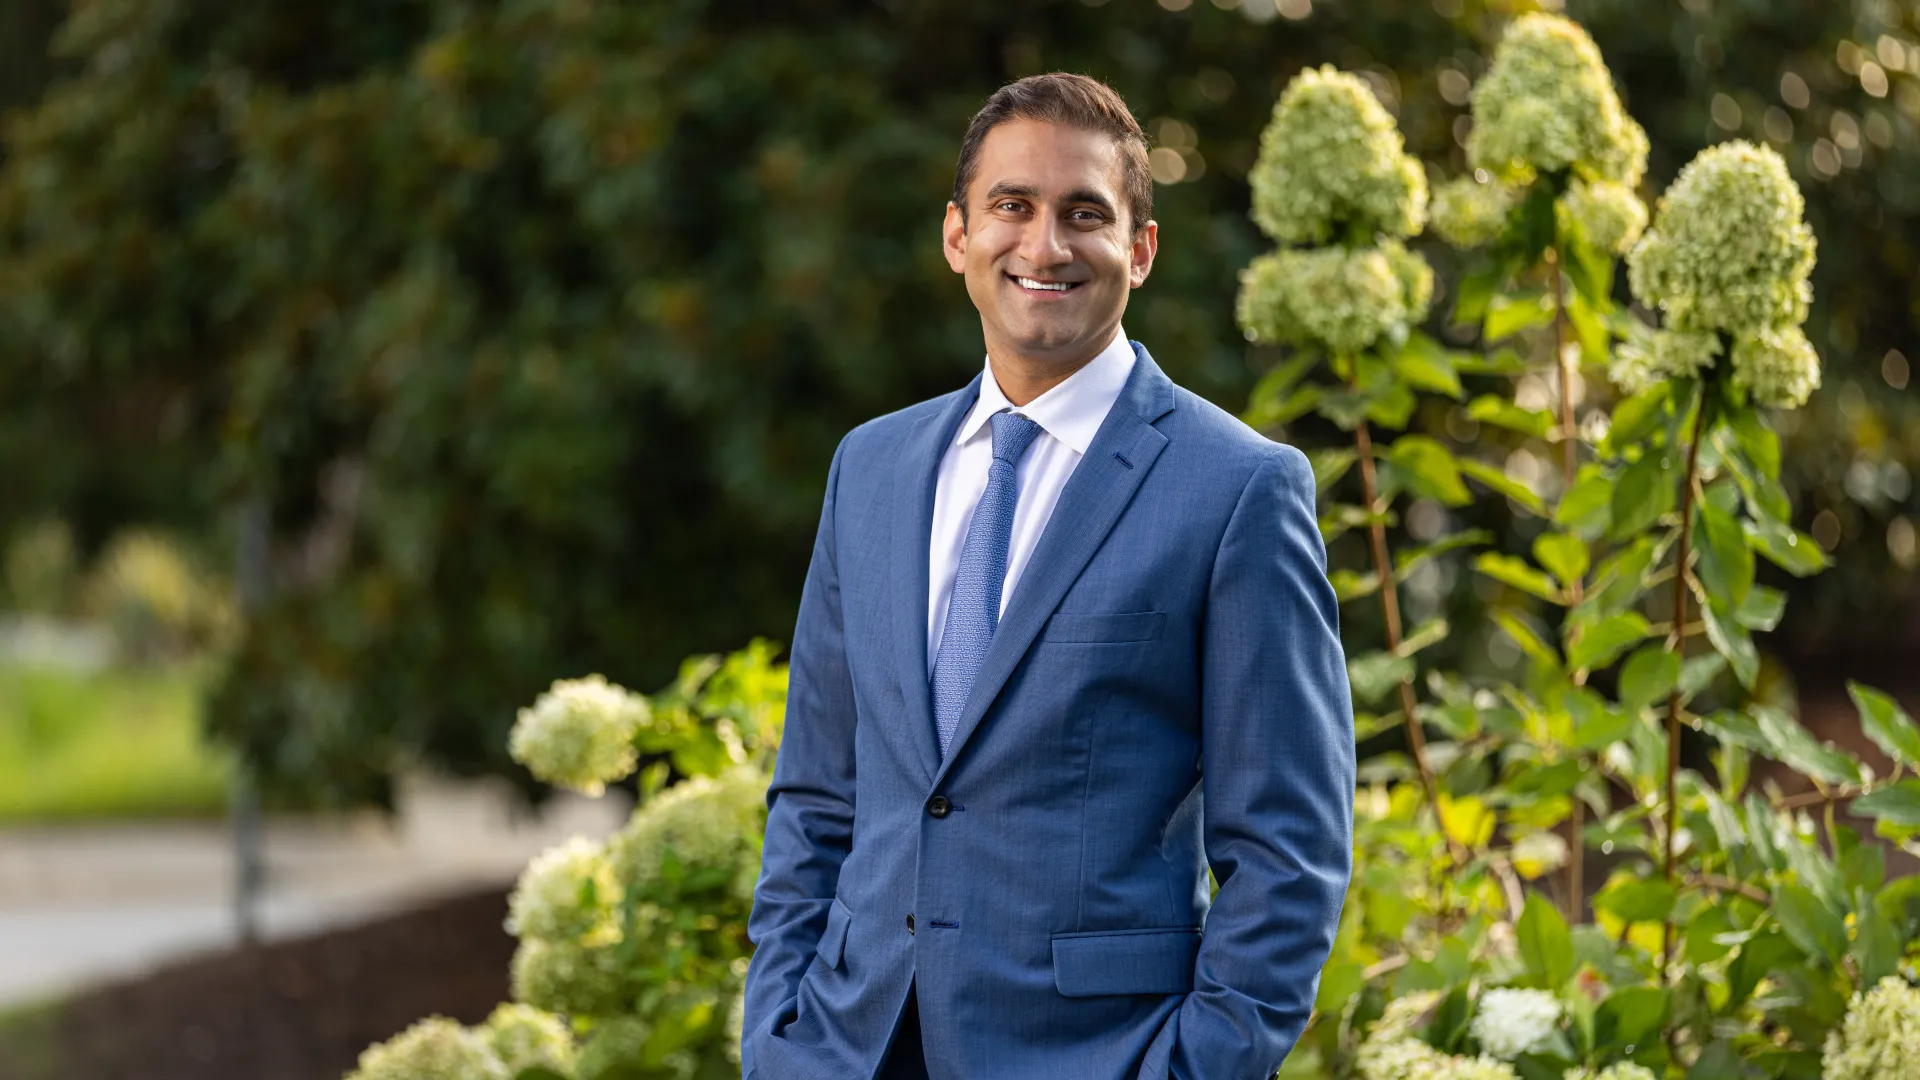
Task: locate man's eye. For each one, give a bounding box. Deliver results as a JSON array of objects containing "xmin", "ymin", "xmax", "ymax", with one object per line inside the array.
[{"xmin": 997, "ymin": 200, "xmax": 1024, "ymax": 212}]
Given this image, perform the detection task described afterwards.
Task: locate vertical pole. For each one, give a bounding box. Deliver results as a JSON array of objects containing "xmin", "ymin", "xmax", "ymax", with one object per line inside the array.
[{"xmin": 231, "ymin": 497, "xmax": 268, "ymax": 947}]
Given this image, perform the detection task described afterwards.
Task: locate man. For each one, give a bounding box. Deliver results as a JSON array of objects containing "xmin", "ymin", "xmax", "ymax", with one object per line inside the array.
[{"xmin": 741, "ymin": 72, "xmax": 1354, "ymax": 1080}]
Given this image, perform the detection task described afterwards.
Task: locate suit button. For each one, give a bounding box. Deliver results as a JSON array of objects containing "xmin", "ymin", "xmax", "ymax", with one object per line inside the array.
[
  {"xmin": 926, "ymin": 795, "xmax": 951, "ymax": 818},
  {"xmin": 907, "ymin": 913, "xmax": 915, "ymax": 934}
]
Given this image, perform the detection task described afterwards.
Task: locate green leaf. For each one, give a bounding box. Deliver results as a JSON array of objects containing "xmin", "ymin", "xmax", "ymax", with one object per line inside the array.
[
  {"xmin": 1454, "ymin": 347, "xmax": 1529, "ymax": 376},
  {"xmin": 1563, "ymin": 239, "xmax": 1615, "ymax": 311},
  {"xmin": 1618, "ymin": 645, "xmax": 1681, "ymax": 711},
  {"xmin": 1390, "ymin": 334, "xmax": 1464, "ymax": 398},
  {"xmin": 1364, "ymin": 382, "xmax": 1418, "ymax": 430},
  {"xmin": 1678, "ymin": 653, "xmax": 1727, "ymax": 698},
  {"xmin": 1249, "ymin": 353, "xmax": 1316, "ymax": 407},
  {"xmin": 1566, "ymin": 611, "xmax": 1652, "ymax": 672},
  {"xmin": 1315, "ymin": 389, "xmax": 1371, "ymax": 429},
  {"xmin": 1849, "ymin": 681, "xmax": 1920, "ymax": 766},
  {"xmin": 1554, "ymin": 463, "xmax": 1613, "ymax": 538},
  {"xmin": 1565, "ymin": 288, "xmax": 1609, "ymax": 366},
  {"xmin": 1532, "ymin": 532, "xmax": 1590, "ymax": 587},
  {"xmin": 1693, "ymin": 496, "xmax": 1754, "ymax": 611},
  {"xmin": 1467, "ymin": 394, "xmax": 1555, "ymax": 438},
  {"xmin": 1315, "ymin": 958, "xmax": 1365, "ymax": 1013},
  {"xmin": 1395, "ymin": 617, "xmax": 1450, "ymax": 658},
  {"xmin": 1565, "ymin": 688, "xmax": 1634, "ymax": 749},
  {"xmin": 1328, "ymin": 568, "xmax": 1380, "ymax": 602},
  {"xmin": 1475, "ymin": 553, "xmax": 1565, "ymax": 604},
  {"xmin": 1603, "ymin": 383, "xmax": 1671, "ymax": 454},
  {"xmin": 1753, "ymin": 706, "xmax": 1862, "ymax": 786},
  {"xmin": 1687, "ymin": 1042, "xmax": 1741, "ymax": 1080},
  {"xmin": 1743, "ymin": 517, "xmax": 1830, "ymax": 576},
  {"xmin": 1771, "ymin": 882, "xmax": 1847, "ymax": 965},
  {"xmin": 1457, "ymin": 457, "xmax": 1547, "ymax": 516},
  {"xmin": 1493, "ymin": 610, "xmax": 1561, "ymax": 669},
  {"xmin": 1697, "ymin": 600, "xmax": 1759, "ymax": 691},
  {"xmin": 1849, "ymin": 781, "xmax": 1920, "ymax": 827},
  {"xmin": 1306, "ymin": 448, "xmax": 1357, "ymax": 492},
  {"xmin": 1727, "ymin": 405, "xmax": 1781, "ymax": 481},
  {"xmin": 1733, "ymin": 585, "xmax": 1786, "ymax": 631},
  {"xmin": 1594, "ymin": 986, "xmax": 1670, "ymax": 1052},
  {"xmin": 1853, "ymin": 889, "xmax": 1901, "ymax": 985},
  {"xmin": 1348, "ymin": 650, "xmax": 1414, "ymax": 705},
  {"xmin": 1386, "ymin": 435, "xmax": 1471, "ymax": 506},
  {"xmin": 1394, "ymin": 529, "xmax": 1494, "ymax": 576},
  {"xmin": 1451, "ymin": 264, "xmax": 1503, "ymax": 327},
  {"xmin": 1608, "ymin": 450, "xmax": 1676, "ymax": 541},
  {"xmin": 1594, "ymin": 877, "xmax": 1676, "ymax": 923},
  {"xmin": 1483, "ymin": 289, "xmax": 1555, "ymax": 341},
  {"xmin": 1517, "ymin": 891, "xmax": 1574, "ymax": 988}
]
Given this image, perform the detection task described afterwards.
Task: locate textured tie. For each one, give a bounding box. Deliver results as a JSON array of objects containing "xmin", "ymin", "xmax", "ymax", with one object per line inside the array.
[{"xmin": 931, "ymin": 411, "xmax": 1044, "ymax": 759}]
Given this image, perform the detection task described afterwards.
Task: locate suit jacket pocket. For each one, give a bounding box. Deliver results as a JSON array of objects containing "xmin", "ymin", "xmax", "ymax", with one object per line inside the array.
[
  {"xmin": 1050, "ymin": 926, "xmax": 1200, "ymax": 997},
  {"xmin": 1040, "ymin": 610, "xmax": 1166, "ymax": 643},
  {"xmin": 816, "ymin": 897, "xmax": 851, "ymax": 970}
]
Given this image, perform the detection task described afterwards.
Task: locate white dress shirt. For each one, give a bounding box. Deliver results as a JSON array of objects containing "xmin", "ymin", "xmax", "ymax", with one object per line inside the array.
[{"xmin": 927, "ymin": 326, "xmax": 1137, "ymax": 672}]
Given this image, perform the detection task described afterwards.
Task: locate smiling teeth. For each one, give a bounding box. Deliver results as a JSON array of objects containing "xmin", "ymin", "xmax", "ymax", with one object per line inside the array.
[{"xmin": 1017, "ymin": 277, "xmax": 1072, "ymax": 291}]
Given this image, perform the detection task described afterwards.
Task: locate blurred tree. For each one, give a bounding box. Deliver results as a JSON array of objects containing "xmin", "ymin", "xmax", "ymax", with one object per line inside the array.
[{"xmin": 0, "ymin": 0, "xmax": 1912, "ymax": 802}]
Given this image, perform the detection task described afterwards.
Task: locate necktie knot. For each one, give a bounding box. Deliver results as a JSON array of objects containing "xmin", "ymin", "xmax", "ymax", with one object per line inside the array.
[{"xmin": 989, "ymin": 411, "xmax": 1043, "ymax": 467}]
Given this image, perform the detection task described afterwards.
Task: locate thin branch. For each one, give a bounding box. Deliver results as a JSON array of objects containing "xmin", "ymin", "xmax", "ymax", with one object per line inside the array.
[
  {"xmin": 1549, "ymin": 247, "xmax": 1591, "ymax": 924},
  {"xmin": 1661, "ymin": 390, "xmax": 1711, "ymax": 979}
]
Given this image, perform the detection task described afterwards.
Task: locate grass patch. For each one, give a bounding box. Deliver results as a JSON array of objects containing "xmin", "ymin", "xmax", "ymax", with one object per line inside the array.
[{"xmin": 0, "ymin": 661, "xmax": 230, "ymax": 822}]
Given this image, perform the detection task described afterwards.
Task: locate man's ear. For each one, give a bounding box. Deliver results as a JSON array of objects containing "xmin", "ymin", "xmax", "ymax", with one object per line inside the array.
[
  {"xmin": 1128, "ymin": 219, "xmax": 1159, "ymax": 289},
  {"xmin": 942, "ymin": 201, "xmax": 968, "ymax": 274}
]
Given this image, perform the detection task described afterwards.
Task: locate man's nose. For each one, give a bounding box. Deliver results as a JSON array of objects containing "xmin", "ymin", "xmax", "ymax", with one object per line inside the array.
[{"xmin": 1017, "ymin": 214, "xmax": 1072, "ymax": 269}]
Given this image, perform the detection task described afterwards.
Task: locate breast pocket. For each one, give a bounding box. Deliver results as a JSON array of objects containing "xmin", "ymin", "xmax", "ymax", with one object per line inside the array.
[{"xmin": 1039, "ymin": 610, "xmax": 1166, "ymax": 644}]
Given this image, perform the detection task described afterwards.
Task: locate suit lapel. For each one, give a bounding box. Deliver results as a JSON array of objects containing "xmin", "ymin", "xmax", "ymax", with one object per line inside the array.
[
  {"xmin": 929, "ymin": 343, "xmax": 1178, "ymax": 791},
  {"xmin": 890, "ymin": 374, "xmax": 982, "ymax": 786}
]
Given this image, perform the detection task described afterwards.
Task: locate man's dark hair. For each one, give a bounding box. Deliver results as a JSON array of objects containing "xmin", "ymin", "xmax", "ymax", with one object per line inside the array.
[{"xmin": 952, "ymin": 72, "xmax": 1153, "ymax": 234}]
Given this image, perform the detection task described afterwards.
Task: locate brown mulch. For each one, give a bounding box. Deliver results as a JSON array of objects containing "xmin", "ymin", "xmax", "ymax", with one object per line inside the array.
[{"xmin": 0, "ymin": 886, "xmax": 515, "ymax": 1080}]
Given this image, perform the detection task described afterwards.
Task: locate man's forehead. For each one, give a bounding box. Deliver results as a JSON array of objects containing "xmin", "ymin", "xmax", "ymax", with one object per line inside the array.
[{"xmin": 973, "ymin": 120, "xmax": 1124, "ymax": 202}]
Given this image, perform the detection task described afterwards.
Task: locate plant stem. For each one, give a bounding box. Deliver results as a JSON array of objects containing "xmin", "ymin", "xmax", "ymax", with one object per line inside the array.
[
  {"xmin": 1350, "ymin": 409, "xmax": 1443, "ymax": 815},
  {"xmin": 1661, "ymin": 391, "xmax": 1711, "ymax": 978},
  {"xmin": 1549, "ymin": 247, "xmax": 1589, "ymax": 922}
]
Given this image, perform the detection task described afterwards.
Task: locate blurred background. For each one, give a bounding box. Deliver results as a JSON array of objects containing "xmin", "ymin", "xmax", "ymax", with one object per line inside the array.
[{"xmin": 0, "ymin": 0, "xmax": 1914, "ymax": 1077}]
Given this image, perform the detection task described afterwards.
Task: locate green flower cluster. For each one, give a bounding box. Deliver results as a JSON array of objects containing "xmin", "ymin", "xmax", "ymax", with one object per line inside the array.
[
  {"xmin": 608, "ymin": 766, "xmax": 768, "ymax": 905},
  {"xmin": 1429, "ymin": 175, "xmax": 1519, "ymax": 249},
  {"xmin": 346, "ymin": 1016, "xmax": 511, "ymax": 1080},
  {"xmin": 1237, "ymin": 240, "xmax": 1433, "ymax": 356},
  {"xmin": 1566, "ymin": 1067, "xmax": 1657, "ymax": 1080},
  {"xmin": 1824, "ymin": 976, "xmax": 1920, "ymax": 1080},
  {"xmin": 574, "ymin": 1017, "xmax": 654, "ymax": 1080},
  {"xmin": 1557, "ymin": 177, "xmax": 1646, "ymax": 255},
  {"xmin": 1624, "ymin": 141, "xmax": 1821, "ymax": 408},
  {"xmin": 1468, "ymin": 14, "xmax": 1648, "ymax": 186},
  {"xmin": 1248, "ymin": 65, "xmax": 1426, "ymax": 246},
  {"xmin": 507, "ymin": 835, "xmax": 623, "ymax": 943},
  {"xmin": 1608, "ymin": 322, "xmax": 1718, "ymax": 396},
  {"xmin": 509, "ymin": 673, "xmax": 650, "ymax": 796},
  {"xmin": 513, "ymin": 935, "xmax": 634, "ymax": 1018},
  {"xmin": 482, "ymin": 1003, "xmax": 576, "ymax": 1076}
]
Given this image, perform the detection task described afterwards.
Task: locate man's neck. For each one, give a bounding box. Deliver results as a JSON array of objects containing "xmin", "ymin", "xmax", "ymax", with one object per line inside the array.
[{"xmin": 984, "ymin": 327, "xmax": 1121, "ymax": 406}]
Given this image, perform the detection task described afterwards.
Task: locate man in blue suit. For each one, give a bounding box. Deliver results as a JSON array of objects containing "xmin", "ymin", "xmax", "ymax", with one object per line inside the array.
[{"xmin": 741, "ymin": 73, "xmax": 1355, "ymax": 1080}]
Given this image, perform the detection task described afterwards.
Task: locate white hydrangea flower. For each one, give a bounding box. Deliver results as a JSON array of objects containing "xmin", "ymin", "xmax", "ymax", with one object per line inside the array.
[
  {"xmin": 510, "ymin": 674, "xmax": 649, "ymax": 796},
  {"xmin": 1430, "ymin": 174, "xmax": 1521, "ymax": 249},
  {"xmin": 511, "ymin": 936, "xmax": 633, "ymax": 1019},
  {"xmin": 1567, "ymin": 1065, "xmax": 1657, "ymax": 1080},
  {"xmin": 1824, "ymin": 976, "xmax": 1920, "ymax": 1080},
  {"xmin": 1730, "ymin": 323, "xmax": 1822, "ymax": 409},
  {"xmin": 1249, "ymin": 65, "xmax": 1428, "ymax": 246},
  {"xmin": 1607, "ymin": 322, "xmax": 1720, "ymax": 396},
  {"xmin": 347, "ymin": 1016, "xmax": 510, "ymax": 1080},
  {"xmin": 1354, "ymin": 993, "xmax": 1521, "ymax": 1080},
  {"xmin": 507, "ymin": 835, "xmax": 623, "ymax": 943},
  {"xmin": 1236, "ymin": 239, "xmax": 1433, "ymax": 355},
  {"xmin": 1468, "ymin": 13, "xmax": 1648, "ymax": 186},
  {"xmin": 1558, "ymin": 177, "xmax": 1647, "ymax": 255},
  {"xmin": 1470, "ymin": 987, "xmax": 1561, "ymax": 1059},
  {"xmin": 482, "ymin": 1003, "xmax": 575, "ymax": 1076},
  {"xmin": 608, "ymin": 766, "xmax": 768, "ymax": 905}
]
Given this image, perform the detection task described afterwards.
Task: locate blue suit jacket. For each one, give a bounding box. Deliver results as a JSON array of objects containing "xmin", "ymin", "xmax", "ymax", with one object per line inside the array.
[{"xmin": 742, "ymin": 343, "xmax": 1354, "ymax": 1080}]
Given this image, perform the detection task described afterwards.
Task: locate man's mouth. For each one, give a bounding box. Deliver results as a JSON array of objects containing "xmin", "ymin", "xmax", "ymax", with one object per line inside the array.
[{"xmin": 1009, "ymin": 274, "xmax": 1082, "ymax": 294}]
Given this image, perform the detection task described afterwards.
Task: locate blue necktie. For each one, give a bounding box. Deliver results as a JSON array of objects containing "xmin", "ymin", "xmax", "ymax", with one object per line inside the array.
[{"xmin": 931, "ymin": 411, "xmax": 1044, "ymax": 759}]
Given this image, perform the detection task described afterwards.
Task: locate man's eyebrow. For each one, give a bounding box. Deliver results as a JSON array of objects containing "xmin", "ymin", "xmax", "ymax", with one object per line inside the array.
[{"xmin": 980, "ymin": 182, "xmax": 1117, "ymax": 217}]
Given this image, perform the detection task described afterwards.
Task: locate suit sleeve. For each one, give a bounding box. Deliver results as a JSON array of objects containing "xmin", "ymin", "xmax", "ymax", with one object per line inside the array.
[
  {"xmin": 740, "ymin": 433, "xmax": 859, "ymax": 1076},
  {"xmin": 1162, "ymin": 445, "xmax": 1355, "ymax": 1080}
]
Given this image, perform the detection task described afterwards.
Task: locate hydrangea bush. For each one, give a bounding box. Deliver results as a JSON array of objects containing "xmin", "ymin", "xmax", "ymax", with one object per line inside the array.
[{"xmin": 350, "ymin": 641, "xmax": 786, "ymax": 1080}]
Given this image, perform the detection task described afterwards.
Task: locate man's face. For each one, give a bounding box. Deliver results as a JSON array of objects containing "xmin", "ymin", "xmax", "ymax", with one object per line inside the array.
[{"xmin": 943, "ymin": 119, "xmax": 1157, "ymax": 368}]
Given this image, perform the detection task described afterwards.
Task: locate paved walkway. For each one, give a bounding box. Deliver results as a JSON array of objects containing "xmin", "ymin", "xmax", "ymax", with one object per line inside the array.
[{"xmin": 0, "ymin": 773, "xmax": 629, "ymax": 1008}]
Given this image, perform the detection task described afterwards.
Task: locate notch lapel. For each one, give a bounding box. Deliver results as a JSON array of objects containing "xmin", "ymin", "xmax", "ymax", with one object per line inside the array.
[
  {"xmin": 890, "ymin": 375, "xmax": 982, "ymax": 786},
  {"xmin": 928, "ymin": 343, "xmax": 1178, "ymax": 791}
]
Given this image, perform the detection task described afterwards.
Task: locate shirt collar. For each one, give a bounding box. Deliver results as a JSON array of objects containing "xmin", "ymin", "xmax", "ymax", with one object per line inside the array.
[{"xmin": 955, "ymin": 326, "xmax": 1136, "ymax": 456}]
